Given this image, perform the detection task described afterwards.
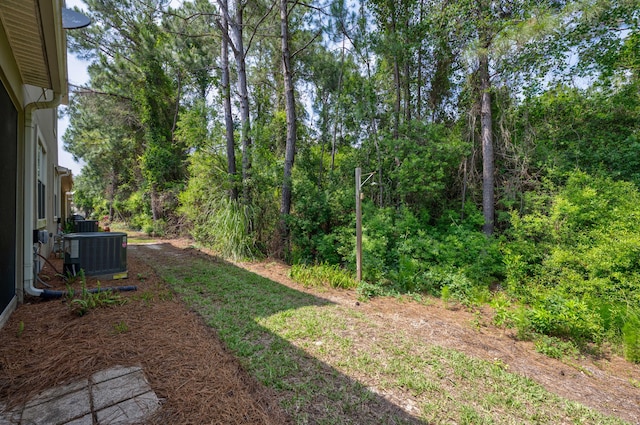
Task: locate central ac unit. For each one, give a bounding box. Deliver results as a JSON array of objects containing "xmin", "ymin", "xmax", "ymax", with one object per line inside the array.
[
  {"xmin": 74, "ymin": 219, "xmax": 99, "ymax": 232},
  {"xmin": 63, "ymin": 232, "xmax": 128, "ymax": 280}
]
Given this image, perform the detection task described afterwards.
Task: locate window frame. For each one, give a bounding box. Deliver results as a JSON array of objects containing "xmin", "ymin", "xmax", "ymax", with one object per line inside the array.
[{"xmin": 36, "ymin": 131, "xmax": 47, "ymax": 228}]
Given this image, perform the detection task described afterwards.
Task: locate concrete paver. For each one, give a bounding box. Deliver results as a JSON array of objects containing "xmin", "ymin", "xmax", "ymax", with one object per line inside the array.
[
  {"xmin": 91, "ymin": 369, "xmax": 151, "ymax": 410},
  {"xmin": 21, "ymin": 388, "xmax": 90, "ymax": 425},
  {"xmin": 24, "ymin": 380, "xmax": 88, "ymax": 408},
  {"xmin": 96, "ymin": 391, "xmax": 160, "ymax": 425},
  {"xmin": 92, "ymin": 366, "xmax": 141, "ymax": 384},
  {"xmin": 64, "ymin": 414, "xmax": 93, "ymax": 425},
  {"xmin": 0, "ymin": 365, "xmax": 160, "ymax": 425}
]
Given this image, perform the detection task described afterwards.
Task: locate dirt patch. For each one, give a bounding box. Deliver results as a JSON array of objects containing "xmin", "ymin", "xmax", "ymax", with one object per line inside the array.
[{"xmin": 1, "ymin": 235, "xmax": 640, "ymax": 424}]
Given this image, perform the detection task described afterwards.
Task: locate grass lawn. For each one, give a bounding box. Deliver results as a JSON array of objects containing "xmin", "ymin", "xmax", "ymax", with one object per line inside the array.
[{"xmin": 144, "ymin": 249, "xmax": 629, "ymax": 425}]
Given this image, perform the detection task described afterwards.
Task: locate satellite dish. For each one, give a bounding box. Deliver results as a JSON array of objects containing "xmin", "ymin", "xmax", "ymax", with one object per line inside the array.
[{"xmin": 62, "ymin": 7, "xmax": 91, "ymax": 29}]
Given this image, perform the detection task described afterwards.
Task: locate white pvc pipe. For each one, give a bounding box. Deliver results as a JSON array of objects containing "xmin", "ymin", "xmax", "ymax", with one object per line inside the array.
[{"xmin": 23, "ymin": 93, "xmax": 63, "ymax": 297}]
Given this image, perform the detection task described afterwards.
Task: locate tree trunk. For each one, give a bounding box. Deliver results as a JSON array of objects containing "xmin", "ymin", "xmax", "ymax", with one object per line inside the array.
[
  {"xmin": 331, "ymin": 35, "xmax": 346, "ymax": 172},
  {"xmin": 171, "ymin": 72, "xmax": 181, "ymax": 142},
  {"xmin": 389, "ymin": 5, "xmax": 401, "ymax": 139},
  {"xmin": 416, "ymin": 0, "xmax": 424, "ymax": 120},
  {"xmin": 108, "ymin": 170, "xmax": 116, "ymax": 221},
  {"xmin": 229, "ymin": 0, "xmax": 251, "ymax": 205},
  {"xmin": 479, "ymin": 42, "xmax": 494, "ymax": 235},
  {"xmin": 392, "ymin": 56, "xmax": 401, "ymax": 139},
  {"xmin": 279, "ymin": 0, "xmax": 297, "ymax": 251},
  {"xmin": 318, "ymin": 96, "xmax": 327, "ymax": 188},
  {"xmin": 404, "ymin": 60, "xmax": 411, "ymax": 122},
  {"xmin": 220, "ymin": 0, "xmax": 237, "ymax": 201},
  {"xmin": 403, "ymin": 12, "xmax": 411, "ymax": 123}
]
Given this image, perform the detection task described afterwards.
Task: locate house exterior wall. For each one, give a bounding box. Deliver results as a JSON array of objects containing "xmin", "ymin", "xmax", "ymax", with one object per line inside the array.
[
  {"xmin": 61, "ymin": 173, "xmax": 73, "ymax": 224},
  {"xmin": 30, "ymin": 102, "xmax": 60, "ymax": 259},
  {"xmin": 0, "ymin": 0, "xmax": 68, "ymax": 328},
  {"xmin": 0, "ymin": 21, "xmax": 24, "ymax": 329}
]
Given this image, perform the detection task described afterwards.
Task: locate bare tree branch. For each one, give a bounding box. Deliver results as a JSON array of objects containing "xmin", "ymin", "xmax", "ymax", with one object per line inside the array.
[
  {"xmin": 245, "ymin": 0, "xmax": 278, "ymax": 59},
  {"xmin": 69, "ymin": 84, "xmax": 134, "ymax": 102},
  {"xmin": 291, "ymin": 30, "xmax": 322, "ymax": 59}
]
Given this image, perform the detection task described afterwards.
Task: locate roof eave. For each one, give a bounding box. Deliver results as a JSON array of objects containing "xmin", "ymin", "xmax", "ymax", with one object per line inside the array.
[{"xmin": 39, "ymin": 0, "xmax": 68, "ymax": 103}]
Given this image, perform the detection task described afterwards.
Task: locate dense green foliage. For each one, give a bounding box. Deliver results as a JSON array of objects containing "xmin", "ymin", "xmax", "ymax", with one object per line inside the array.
[
  {"xmin": 503, "ymin": 173, "xmax": 640, "ymax": 349},
  {"xmin": 179, "ymin": 149, "xmax": 256, "ymax": 259},
  {"xmin": 64, "ymin": 0, "xmax": 640, "ymax": 360},
  {"xmin": 520, "ymin": 83, "xmax": 640, "ymax": 185}
]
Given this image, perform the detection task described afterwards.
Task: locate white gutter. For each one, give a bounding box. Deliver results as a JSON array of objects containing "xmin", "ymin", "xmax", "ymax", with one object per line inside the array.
[
  {"xmin": 23, "ymin": 92, "xmax": 64, "ymax": 297},
  {"xmin": 56, "ymin": 165, "xmax": 71, "ymax": 177}
]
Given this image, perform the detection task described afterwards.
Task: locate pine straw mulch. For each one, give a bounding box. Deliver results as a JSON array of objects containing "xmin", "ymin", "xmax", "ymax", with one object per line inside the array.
[{"xmin": 0, "ymin": 246, "xmax": 291, "ymax": 425}]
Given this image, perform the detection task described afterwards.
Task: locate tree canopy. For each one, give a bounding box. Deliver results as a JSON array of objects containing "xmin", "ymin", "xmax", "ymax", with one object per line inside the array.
[{"xmin": 65, "ymin": 0, "xmax": 640, "ymax": 359}]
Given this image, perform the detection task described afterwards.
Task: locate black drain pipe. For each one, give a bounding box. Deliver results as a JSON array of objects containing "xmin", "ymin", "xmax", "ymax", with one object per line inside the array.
[{"xmin": 40, "ymin": 286, "xmax": 138, "ymax": 299}]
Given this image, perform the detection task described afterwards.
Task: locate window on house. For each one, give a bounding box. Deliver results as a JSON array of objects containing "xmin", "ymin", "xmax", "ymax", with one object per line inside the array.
[{"xmin": 37, "ymin": 142, "xmax": 46, "ymax": 221}]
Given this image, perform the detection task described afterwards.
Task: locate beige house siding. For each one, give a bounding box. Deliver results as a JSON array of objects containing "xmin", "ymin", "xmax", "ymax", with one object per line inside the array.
[
  {"xmin": 30, "ymin": 103, "xmax": 60, "ymax": 258},
  {"xmin": 0, "ymin": 0, "xmax": 68, "ymax": 327},
  {"xmin": 31, "ymin": 113, "xmax": 73, "ymax": 259}
]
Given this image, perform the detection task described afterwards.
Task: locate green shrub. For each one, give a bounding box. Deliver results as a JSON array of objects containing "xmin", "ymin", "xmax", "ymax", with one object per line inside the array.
[
  {"xmin": 503, "ymin": 172, "xmax": 640, "ymax": 349},
  {"xmin": 420, "ymin": 267, "xmax": 489, "ymax": 306},
  {"xmin": 534, "ymin": 335, "xmax": 579, "ymax": 359},
  {"xmin": 623, "ymin": 312, "xmax": 640, "ymax": 363},
  {"xmin": 357, "ymin": 280, "xmax": 398, "ymax": 299},
  {"xmin": 130, "ymin": 213, "xmax": 153, "ymax": 232},
  {"xmin": 145, "ymin": 218, "xmax": 167, "ymax": 236},
  {"xmin": 289, "ymin": 179, "xmax": 351, "ymax": 265},
  {"xmin": 523, "ymin": 295, "xmax": 605, "ymax": 343},
  {"xmin": 513, "ymin": 307, "xmax": 535, "ymax": 341},
  {"xmin": 361, "ymin": 206, "xmax": 396, "ymax": 283},
  {"xmin": 309, "ymin": 202, "xmax": 505, "ymax": 305},
  {"xmin": 490, "ymin": 293, "xmax": 514, "ymax": 327}
]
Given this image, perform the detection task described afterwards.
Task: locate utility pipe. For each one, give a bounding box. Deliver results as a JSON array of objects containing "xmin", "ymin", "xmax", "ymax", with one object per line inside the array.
[
  {"xmin": 40, "ymin": 286, "xmax": 138, "ymax": 300},
  {"xmin": 23, "ymin": 91, "xmax": 65, "ymax": 298}
]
